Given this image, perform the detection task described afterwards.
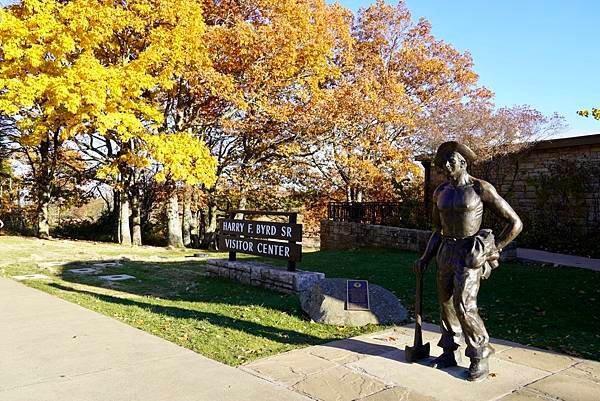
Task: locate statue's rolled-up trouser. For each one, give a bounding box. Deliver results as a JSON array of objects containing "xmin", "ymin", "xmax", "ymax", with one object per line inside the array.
[{"xmin": 436, "ymin": 236, "xmax": 494, "ymax": 359}]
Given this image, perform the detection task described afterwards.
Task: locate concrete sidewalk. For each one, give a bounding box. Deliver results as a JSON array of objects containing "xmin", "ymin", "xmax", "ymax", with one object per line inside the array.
[
  {"xmin": 517, "ymin": 248, "xmax": 600, "ymax": 272},
  {"xmin": 0, "ymin": 277, "xmax": 311, "ymax": 401}
]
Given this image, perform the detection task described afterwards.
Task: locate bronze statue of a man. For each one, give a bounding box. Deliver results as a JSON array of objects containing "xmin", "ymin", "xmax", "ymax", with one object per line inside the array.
[{"xmin": 415, "ymin": 141, "xmax": 523, "ymax": 382}]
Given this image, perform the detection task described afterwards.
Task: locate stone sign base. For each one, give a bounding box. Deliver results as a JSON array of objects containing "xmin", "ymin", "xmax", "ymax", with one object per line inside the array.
[{"xmin": 205, "ymin": 259, "xmax": 324, "ymax": 294}]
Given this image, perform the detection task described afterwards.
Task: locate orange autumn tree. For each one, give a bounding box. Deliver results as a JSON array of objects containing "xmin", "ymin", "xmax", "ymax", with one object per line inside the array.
[
  {"xmin": 0, "ymin": 0, "xmax": 217, "ymax": 242},
  {"xmin": 168, "ymin": 0, "xmax": 351, "ymax": 242},
  {"xmin": 293, "ymin": 0, "xmax": 490, "ymax": 204}
]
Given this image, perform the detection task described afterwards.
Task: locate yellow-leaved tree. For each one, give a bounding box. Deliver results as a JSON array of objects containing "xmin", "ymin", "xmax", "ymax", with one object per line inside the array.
[
  {"xmin": 577, "ymin": 108, "xmax": 600, "ymax": 120},
  {"xmin": 0, "ymin": 0, "xmax": 217, "ymax": 242},
  {"xmin": 158, "ymin": 0, "xmax": 351, "ymax": 244}
]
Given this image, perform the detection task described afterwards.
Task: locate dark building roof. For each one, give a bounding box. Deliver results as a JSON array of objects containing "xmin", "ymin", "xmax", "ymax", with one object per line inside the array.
[
  {"xmin": 532, "ymin": 133, "xmax": 600, "ymax": 150},
  {"xmin": 415, "ymin": 133, "xmax": 600, "ymax": 162}
]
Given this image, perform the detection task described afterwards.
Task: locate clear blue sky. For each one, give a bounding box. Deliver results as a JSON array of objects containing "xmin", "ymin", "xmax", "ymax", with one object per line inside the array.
[{"xmin": 336, "ymin": 0, "xmax": 600, "ymax": 138}]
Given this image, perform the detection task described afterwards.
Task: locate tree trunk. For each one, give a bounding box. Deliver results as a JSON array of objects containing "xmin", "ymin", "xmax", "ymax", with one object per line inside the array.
[
  {"xmin": 356, "ymin": 189, "xmax": 363, "ymax": 202},
  {"xmin": 167, "ymin": 187, "xmax": 184, "ymax": 248},
  {"xmin": 182, "ymin": 188, "xmax": 192, "ymax": 247},
  {"xmin": 202, "ymin": 202, "xmax": 219, "ymax": 249},
  {"xmin": 235, "ymin": 193, "xmax": 247, "ymax": 219},
  {"xmin": 130, "ymin": 189, "xmax": 142, "ymax": 246},
  {"xmin": 36, "ymin": 187, "xmax": 51, "ymax": 239},
  {"xmin": 120, "ymin": 191, "xmax": 132, "ymax": 246},
  {"xmin": 113, "ymin": 189, "xmax": 121, "ymax": 243},
  {"xmin": 17, "ymin": 183, "xmax": 25, "ymax": 232},
  {"xmin": 191, "ymin": 210, "xmax": 200, "ymax": 248},
  {"xmin": 36, "ymin": 139, "xmax": 51, "ymax": 239}
]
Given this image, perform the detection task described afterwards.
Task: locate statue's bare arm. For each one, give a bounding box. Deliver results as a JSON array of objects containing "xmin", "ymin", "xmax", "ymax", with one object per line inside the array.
[
  {"xmin": 477, "ymin": 180, "xmax": 523, "ymax": 250},
  {"xmin": 414, "ymin": 186, "xmax": 443, "ymax": 272}
]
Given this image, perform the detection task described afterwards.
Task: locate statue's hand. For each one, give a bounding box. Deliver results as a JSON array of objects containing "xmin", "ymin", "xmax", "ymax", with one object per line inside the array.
[{"xmin": 413, "ymin": 258, "xmax": 428, "ymax": 274}]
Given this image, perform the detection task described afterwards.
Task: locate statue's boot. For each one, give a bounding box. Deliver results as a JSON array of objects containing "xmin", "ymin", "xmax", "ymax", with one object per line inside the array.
[
  {"xmin": 430, "ymin": 350, "xmax": 460, "ymax": 369},
  {"xmin": 467, "ymin": 357, "xmax": 489, "ymax": 382}
]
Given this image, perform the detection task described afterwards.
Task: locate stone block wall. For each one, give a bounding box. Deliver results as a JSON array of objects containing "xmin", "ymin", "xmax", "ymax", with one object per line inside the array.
[
  {"xmin": 320, "ymin": 220, "xmax": 517, "ymax": 261},
  {"xmin": 205, "ymin": 259, "xmax": 325, "ymax": 294},
  {"xmin": 320, "ymin": 220, "xmax": 431, "ymax": 252},
  {"xmin": 424, "ymin": 136, "xmax": 600, "ymax": 233}
]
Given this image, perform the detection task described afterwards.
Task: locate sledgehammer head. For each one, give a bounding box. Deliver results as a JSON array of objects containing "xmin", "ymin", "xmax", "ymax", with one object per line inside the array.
[{"xmin": 405, "ymin": 342, "xmax": 430, "ymax": 363}]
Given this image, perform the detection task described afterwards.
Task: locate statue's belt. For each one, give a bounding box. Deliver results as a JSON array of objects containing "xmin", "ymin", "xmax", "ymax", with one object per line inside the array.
[
  {"xmin": 441, "ymin": 234, "xmax": 477, "ymax": 241},
  {"xmin": 442, "ymin": 229, "xmax": 500, "ymax": 279}
]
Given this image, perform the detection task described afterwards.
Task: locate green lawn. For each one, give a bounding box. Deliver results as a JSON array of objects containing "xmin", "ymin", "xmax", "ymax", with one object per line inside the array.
[
  {"xmin": 0, "ymin": 236, "xmax": 379, "ymax": 365},
  {"xmin": 293, "ymin": 249, "xmax": 600, "ymax": 360},
  {"xmin": 1, "ymin": 235, "xmax": 598, "ymax": 364}
]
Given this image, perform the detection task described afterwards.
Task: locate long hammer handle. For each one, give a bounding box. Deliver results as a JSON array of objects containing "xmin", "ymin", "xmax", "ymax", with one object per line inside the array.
[{"xmin": 413, "ymin": 268, "xmax": 424, "ymax": 347}]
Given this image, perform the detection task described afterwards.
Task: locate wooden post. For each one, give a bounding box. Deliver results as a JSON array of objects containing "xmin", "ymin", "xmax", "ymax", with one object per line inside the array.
[
  {"xmin": 287, "ymin": 213, "xmax": 297, "ymax": 272},
  {"xmin": 228, "ymin": 211, "xmax": 237, "ymax": 261}
]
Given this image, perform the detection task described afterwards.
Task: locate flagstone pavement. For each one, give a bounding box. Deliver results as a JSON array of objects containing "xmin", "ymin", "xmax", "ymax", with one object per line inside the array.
[{"xmin": 242, "ymin": 323, "xmax": 600, "ymax": 401}]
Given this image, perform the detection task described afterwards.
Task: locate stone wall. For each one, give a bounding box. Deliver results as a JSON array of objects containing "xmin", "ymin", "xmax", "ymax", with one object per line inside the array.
[
  {"xmin": 205, "ymin": 259, "xmax": 324, "ymax": 294},
  {"xmin": 423, "ymin": 135, "xmax": 600, "ymax": 234},
  {"xmin": 320, "ymin": 220, "xmax": 431, "ymax": 252},
  {"xmin": 320, "ymin": 220, "xmax": 518, "ymax": 261}
]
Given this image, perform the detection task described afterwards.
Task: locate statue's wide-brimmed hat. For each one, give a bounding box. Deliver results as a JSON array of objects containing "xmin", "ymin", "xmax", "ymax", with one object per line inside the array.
[{"xmin": 433, "ymin": 141, "xmax": 477, "ymax": 167}]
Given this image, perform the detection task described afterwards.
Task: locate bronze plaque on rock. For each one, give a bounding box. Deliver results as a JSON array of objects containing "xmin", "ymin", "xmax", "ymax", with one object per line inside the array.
[{"xmin": 346, "ymin": 280, "xmax": 370, "ymax": 310}]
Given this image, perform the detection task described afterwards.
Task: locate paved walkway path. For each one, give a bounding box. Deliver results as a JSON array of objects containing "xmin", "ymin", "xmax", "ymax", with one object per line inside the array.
[
  {"xmin": 243, "ymin": 323, "xmax": 600, "ymax": 401},
  {"xmin": 517, "ymin": 248, "xmax": 600, "ymax": 271},
  {"xmin": 0, "ymin": 277, "xmax": 311, "ymax": 401},
  {"xmin": 3, "ymin": 277, "xmax": 599, "ymax": 401}
]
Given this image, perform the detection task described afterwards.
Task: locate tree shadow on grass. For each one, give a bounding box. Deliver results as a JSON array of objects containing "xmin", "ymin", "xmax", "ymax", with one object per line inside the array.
[
  {"xmin": 57, "ymin": 259, "xmax": 304, "ymax": 313},
  {"xmin": 48, "ymin": 281, "xmax": 327, "ymax": 346},
  {"xmin": 50, "ymin": 248, "xmax": 600, "ymax": 362},
  {"xmin": 48, "ymin": 281, "xmax": 416, "ymax": 364},
  {"xmin": 52, "ymin": 257, "xmax": 410, "ymax": 356}
]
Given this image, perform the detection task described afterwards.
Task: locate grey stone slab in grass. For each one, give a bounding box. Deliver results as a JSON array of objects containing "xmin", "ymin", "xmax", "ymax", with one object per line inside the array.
[
  {"xmin": 37, "ymin": 261, "xmax": 68, "ymax": 269},
  {"xmin": 99, "ymin": 274, "xmax": 136, "ymax": 281},
  {"xmin": 347, "ymin": 346, "xmax": 550, "ymax": 401},
  {"xmin": 191, "ymin": 253, "xmax": 209, "ymax": 258},
  {"xmin": 206, "ymin": 259, "xmax": 325, "ymax": 293},
  {"xmin": 292, "ymin": 366, "xmax": 387, "ymax": 401},
  {"xmin": 68, "ymin": 267, "xmax": 100, "ymax": 275},
  {"xmin": 91, "ymin": 262, "xmax": 122, "ymax": 268},
  {"xmin": 13, "ymin": 274, "xmax": 50, "ymax": 281}
]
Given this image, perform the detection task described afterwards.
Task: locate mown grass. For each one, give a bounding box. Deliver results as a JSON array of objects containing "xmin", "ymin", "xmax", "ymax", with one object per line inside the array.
[
  {"xmin": 0, "ymin": 236, "xmax": 379, "ymax": 365},
  {"xmin": 1, "ymin": 235, "xmax": 599, "ymax": 364},
  {"xmin": 290, "ymin": 249, "xmax": 600, "ymax": 360}
]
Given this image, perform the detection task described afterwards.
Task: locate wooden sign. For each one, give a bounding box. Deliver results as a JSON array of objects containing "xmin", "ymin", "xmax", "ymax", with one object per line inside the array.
[
  {"xmin": 218, "ymin": 210, "xmax": 303, "ymax": 271},
  {"xmin": 218, "ymin": 236, "xmax": 302, "ymax": 262},
  {"xmin": 346, "ymin": 280, "xmax": 370, "ymax": 310},
  {"xmin": 220, "ymin": 219, "xmax": 302, "ymax": 242}
]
